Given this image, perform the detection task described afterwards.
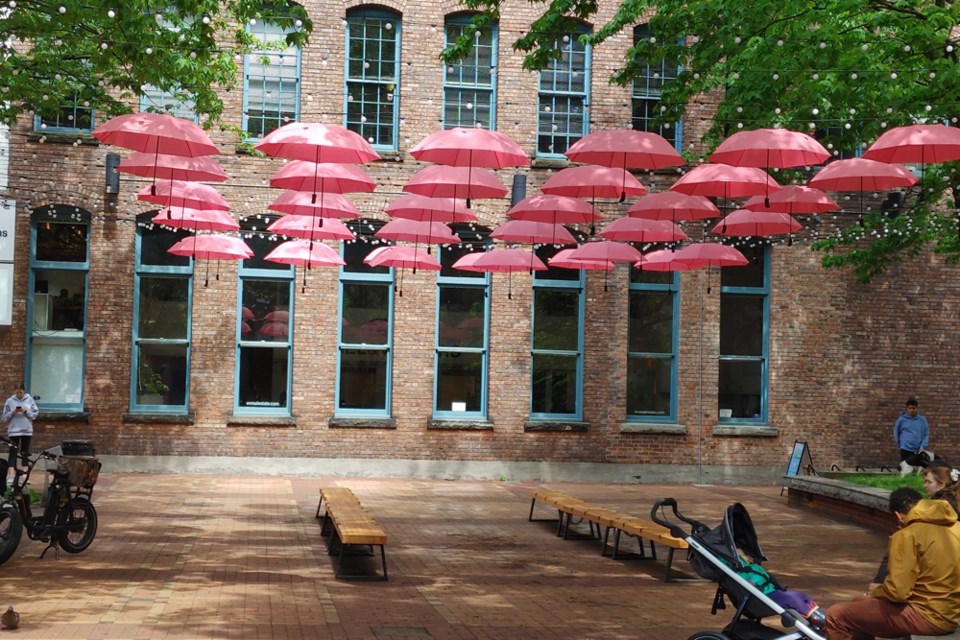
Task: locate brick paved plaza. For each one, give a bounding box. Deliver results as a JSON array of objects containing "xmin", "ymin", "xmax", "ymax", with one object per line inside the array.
[{"xmin": 1, "ymin": 474, "xmax": 886, "ymax": 639}]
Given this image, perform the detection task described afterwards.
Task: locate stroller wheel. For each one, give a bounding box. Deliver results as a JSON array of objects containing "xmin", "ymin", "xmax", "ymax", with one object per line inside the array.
[{"xmin": 687, "ymin": 633, "xmax": 731, "ymax": 640}]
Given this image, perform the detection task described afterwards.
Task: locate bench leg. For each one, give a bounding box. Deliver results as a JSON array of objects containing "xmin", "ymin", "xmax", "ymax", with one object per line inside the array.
[
  {"xmin": 315, "ymin": 494, "xmax": 325, "ymax": 519},
  {"xmin": 611, "ymin": 530, "xmax": 653, "ymax": 561},
  {"xmin": 663, "ymin": 547, "xmax": 675, "ymax": 582},
  {"xmin": 334, "ymin": 542, "xmax": 388, "ymax": 581},
  {"xmin": 601, "ymin": 526, "xmax": 612, "ymax": 556}
]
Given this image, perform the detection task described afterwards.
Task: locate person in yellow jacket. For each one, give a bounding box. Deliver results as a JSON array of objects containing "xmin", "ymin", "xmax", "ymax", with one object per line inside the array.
[{"xmin": 825, "ymin": 487, "xmax": 960, "ymax": 640}]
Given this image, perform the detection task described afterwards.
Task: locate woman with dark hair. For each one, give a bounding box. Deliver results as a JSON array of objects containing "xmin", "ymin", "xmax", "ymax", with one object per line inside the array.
[{"xmin": 1, "ymin": 382, "xmax": 39, "ymax": 490}]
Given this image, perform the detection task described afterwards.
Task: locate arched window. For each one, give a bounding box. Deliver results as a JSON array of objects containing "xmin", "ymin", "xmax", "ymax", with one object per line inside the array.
[
  {"xmin": 345, "ymin": 6, "xmax": 401, "ymax": 149},
  {"xmin": 537, "ymin": 23, "xmax": 591, "ymax": 157},
  {"xmin": 443, "ymin": 14, "xmax": 498, "ymax": 129}
]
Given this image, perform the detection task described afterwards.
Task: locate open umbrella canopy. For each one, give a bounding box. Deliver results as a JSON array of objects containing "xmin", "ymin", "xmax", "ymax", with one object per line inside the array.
[
  {"xmin": 168, "ymin": 234, "xmax": 253, "ymax": 260},
  {"xmin": 540, "ymin": 165, "xmax": 647, "ymax": 200},
  {"xmin": 506, "ymin": 194, "xmax": 601, "ymax": 225},
  {"xmin": 708, "ymin": 128, "xmax": 830, "ymax": 168},
  {"xmin": 384, "ymin": 195, "xmax": 476, "ymax": 223},
  {"xmin": 465, "ymin": 248, "xmax": 547, "ymax": 273},
  {"xmin": 599, "ymin": 217, "xmax": 687, "ymax": 243},
  {"xmin": 449, "ymin": 251, "xmax": 487, "ymax": 273},
  {"xmin": 808, "ymin": 158, "xmax": 919, "ymax": 192},
  {"xmin": 863, "ymin": 123, "xmax": 960, "ymax": 165},
  {"xmin": 93, "ymin": 112, "xmax": 219, "ymax": 157},
  {"xmin": 743, "ymin": 185, "xmax": 839, "ymax": 215},
  {"xmin": 253, "ymin": 122, "xmax": 381, "ymax": 164},
  {"xmin": 711, "ymin": 210, "xmax": 803, "ymax": 237},
  {"xmin": 635, "ymin": 249, "xmax": 697, "ymax": 272},
  {"xmin": 568, "ymin": 241, "xmax": 643, "ymax": 264},
  {"xmin": 671, "ymin": 243, "xmax": 749, "ymax": 268},
  {"xmin": 491, "ymin": 220, "xmax": 575, "ymax": 245},
  {"xmin": 137, "ymin": 180, "xmax": 230, "ymax": 210},
  {"xmin": 364, "ymin": 246, "xmax": 442, "ymax": 271},
  {"xmin": 264, "ymin": 239, "xmax": 345, "ymax": 267},
  {"xmin": 409, "ymin": 127, "xmax": 529, "ymax": 168},
  {"xmin": 374, "ymin": 219, "xmax": 460, "ymax": 245},
  {"xmin": 548, "ymin": 248, "xmax": 615, "ymax": 271},
  {"xmin": 269, "ymin": 161, "xmax": 377, "ymax": 193},
  {"xmin": 118, "ymin": 152, "xmax": 229, "ymax": 182},
  {"xmin": 267, "ymin": 191, "xmax": 361, "ymax": 218},
  {"xmin": 627, "ymin": 191, "xmax": 720, "ymax": 221},
  {"xmin": 671, "ymin": 164, "xmax": 781, "ymax": 199},
  {"xmin": 152, "ymin": 207, "xmax": 238, "ymax": 232},
  {"xmin": 403, "ymin": 165, "xmax": 508, "ymax": 200},
  {"xmin": 266, "ymin": 216, "xmax": 355, "ymax": 241},
  {"xmin": 564, "ymin": 129, "xmax": 683, "ymax": 169}
]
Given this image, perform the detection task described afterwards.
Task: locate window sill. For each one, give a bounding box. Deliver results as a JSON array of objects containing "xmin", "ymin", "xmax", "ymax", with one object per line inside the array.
[
  {"xmin": 712, "ymin": 424, "xmax": 779, "ymax": 437},
  {"xmin": 27, "ymin": 131, "xmax": 98, "ymax": 145},
  {"xmin": 328, "ymin": 417, "xmax": 397, "ymax": 429},
  {"xmin": 226, "ymin": 414, "xmax": 297, "ymax": 428},
  {"xmin": 524, "ymin": 420, "xmax": 588, "ymax": 432},
  {"xmin": 427, "ymin": 419, "xmax": 494, "ymax": 431},
  {"xmin": 376, "ymin": 150, "xmax": 403, "ymax": 162},
  {"xmin": 531, "ymin": 157, "xmax": 570, "ymax": 169},
  {"xmin": 39, "ymin": 411, "xmax": 92, "ymax": 423},
  {"xmin": 619, "ymin": 422, "xmax": 686, "ymax": 435},
  {"xmin": 122, "ymin": 412, "xmax": 195, "ymax": 425}
]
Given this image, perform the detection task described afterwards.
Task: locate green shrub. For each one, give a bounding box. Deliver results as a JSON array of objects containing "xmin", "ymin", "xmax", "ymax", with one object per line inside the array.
[{"xmin": 841, "ymin": 474, "xmax": 926, "ymax": 493}]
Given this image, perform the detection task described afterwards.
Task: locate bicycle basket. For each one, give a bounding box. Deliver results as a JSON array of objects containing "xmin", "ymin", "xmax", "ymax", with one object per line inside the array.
[{"xmin": 58, "ymin": 456, "xmax": 101, "ymax": 489}]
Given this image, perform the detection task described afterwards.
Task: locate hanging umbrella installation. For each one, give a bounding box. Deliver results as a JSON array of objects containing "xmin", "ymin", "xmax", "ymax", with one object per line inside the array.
[
  {"xmin": 491, "ymin": 219, "xmax": 576, "ymax": 246},
  {"xmin": 254, "ymin": 122, "xmax": 382, "ymax": 164},
  {"xmin": 862, "ymin": 123, "xmax": 960, "ymax": 166},
  {"xmin": 151, "ymin": 208, "xmax": 239, "ymax": 232},
  {"xmin": 384, "ymin": 195, "xmax": 477, "ymax": 224},
  {"xmin": 266, "ymin": 216, "xmax": 355, "ymax": 242},
  {"xmin": 168, "ymin": 234, "xmax": 253, "ymax": 287},
  {"xmin": 711, "ymin": 210, "xmax": 803, "ymax": 237},
  {"xmin": 599, "ymin": 217, "xmax": 687, "ymax": 244},
  {"xmin": 548, "ymin": 248, "xmax": 615, "ymax": 271},
  {"xmin": 267, "ymin": 191, "xmax": 361, "ymax": 219},
  {"xmin": 628, "ymin": 191, "xmax": 720, "ymax": 221},
  {"xmin": 708, "ymin": 128, "xmax": 830, "ymax": 169},
  {"xmin": 264, "ymin": 239, "xmax": 346, "ymax": 268},
  {"xmin": 374, "ymin": 219, "xmax": 460, "ymax": 246},
  {"xmin": 671, "ymin": 164, "xmax": 782, "ymax": 200},
  {"xmin": 118, "ymin": 152, "xmax": 229, "ymax": 182},
  {"xmin": 808, "ymin": 158, "xmax": 918, "ymax": 193},
  {"xmin": 743, "ymin": 185, "xmax": 839, "ymax": 215},
  {"xmin": 453, "ymin": 248, "xmax": 547, "ymax": 299},
  {"xmin": 93, "ymin": 112, "xmax": 219, "ymax": 157},
  {"xmin": 137, "ymin": 181, "xmax": 231, "ymax": 211},
  {"xmin": 269, "ymin": 161, "xmax": 377, "ymax": 195},
  {"xmin": 635, "ymin": 249, "xmax": 697, "ymax": 272},
  {"xmin": 541, "ymin": 165, "xmax": 647, "ymax": 200},
  {"xmin": 364, "ymin": 245, "xmax": 442, "ymax": 296}
]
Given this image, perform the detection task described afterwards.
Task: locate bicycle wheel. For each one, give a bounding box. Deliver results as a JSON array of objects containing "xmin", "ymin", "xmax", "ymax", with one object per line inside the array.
[
  {"xmin": 0, "ymin": 504, "xmax": 23, "ymax": 564},
  {"xmin": 55, "ymin": 497, "xmax": 97, "ymax": 553}
]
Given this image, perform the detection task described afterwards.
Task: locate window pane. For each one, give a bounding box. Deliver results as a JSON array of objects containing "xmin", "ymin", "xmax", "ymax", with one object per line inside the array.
[
  {"xmin": 436, "ymin": 351, "xmax": 482, "ymax": 412},
  {"xmin": 30, "ymin": 340, "xmax": 83, "ymax": 404},
  {"xmin": 718, "ymin": 359, "xmax": 762, "ymax": 419},
  {"xmin": 719, "ymin": 295, "xmax": 763, "ymax": 356},
  {"xmin": 33, "ymin": 269, "xmax": 85, "ymax": 332},
  {"xmin": 531, "ymin": 353, "xmax": 577, "ymax": 414},
  {"xmin": 630, "ymin": 268, "xmax": 672, "ymax": 285},
  {"xmin": 242, "ymin": 280, "xmax": 291, "ymax": 343},
  {"xmin": 238, "ymin": 346, "xmax": 288, "ymax": 408},
  {"xmin": 341, "ymin": 283, "xmax": 389, "ymax": 345},
  {"xmin": 138, "ymin": 277, "xmax": 189, "ymax": 339},
  {"xmin": 136, "ymin": 343, "xmax": 187, "ymax": 405},
  {"xmin": 441, "ymin": 243, "xmax": 486, "ymax": 278},
  {"xmin": 140, "ymin": 226, "xmax": 190, "ymax": 267},
  {"xmin": 345, "ymin": 11, "xmax": 399, "ymax": 148},
  {"xmin": 245, "ymin": 22, "xmax": 299, "ymax": 138},
  {"xmin": 721, "ymin": 246, "xmax": 764, "ymax": 287},
  {"xmin": 36, "ymin": 222, "xmax": 88, "ymax": 262},
  {"xmin": 626, "ymin": 356, "xmax": 672, "ymax": 417},
  {"xmin": 243, "ymin": 226, "xmax": 291, "ymax": 271},
  {"xmin": 438, "ymin": 287, "xmax": 485, "ymax": 347},
  {"xmin": 338, "ymin": 349, "xmax": 387, "ymax": 410},
  {"xmin": 537, "ymin": 31, "xmax": 589, "ymax": 155},
  {"xmin": 533, "ymin": 289, "xmax": 578, "ymax": 351},
  {"xmin": 628, "ymin": 291, "xmax": 673, "ymax": 353},
  {"xmin": 535, "ymin": 245, "xmax": 581, "ymax": 281}
]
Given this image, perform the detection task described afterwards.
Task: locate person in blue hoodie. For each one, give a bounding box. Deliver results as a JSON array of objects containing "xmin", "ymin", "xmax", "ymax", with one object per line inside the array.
[
  {"xmin": 894, "ymin": 397, "xmax": 930, "ymax": 474},
  {"xmin": 1, "ymin": 383, "xmax": 39, "ymax": 490}
]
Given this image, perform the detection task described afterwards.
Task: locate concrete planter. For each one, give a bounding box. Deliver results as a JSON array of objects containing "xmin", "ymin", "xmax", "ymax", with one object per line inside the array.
[{"xmin": 785, "ymin": 475, "xmax": 896, "ymax": 533}]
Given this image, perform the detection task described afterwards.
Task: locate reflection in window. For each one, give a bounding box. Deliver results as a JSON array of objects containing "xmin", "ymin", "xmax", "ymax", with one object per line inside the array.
[
  {"xmin": 140, "ymin": 86, "xmax": 197, "ymax": 122},
  {"xmin": 537, "ymin": 24, "xmax": 591, "ymax": 156},
  {"xmin": 631, "ymin": 24, "xmax": 680, "ymax": 148},
  {"xmin": 345, "ymin": 7, "xmax": 401, "ymax": 149},
  {"xmin": 443, "ymin": 15, "xmax": 497, "ymax": 129},
  {"xmin": 627, "ymin": 267, "xmax": 678, "ymax": 420},
  {"xmin": 244, "ymin": 21, "xmax": 301, "ymax": 139},
  {"xmin": 718, "ymin": 245, "xmax": 768, "ymax": 421},
  {"xmin": 35, "ymin": 94, "xmax": 94, "ymax": 133}
]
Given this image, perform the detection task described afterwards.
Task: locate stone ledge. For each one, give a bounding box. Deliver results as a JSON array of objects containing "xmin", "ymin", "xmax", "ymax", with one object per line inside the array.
[
  {"xmin": 38, "ymin": 412, "xmax": 92, "ymax": 424},
  {"xmin": 787, "ymin": 475, "xmax": 890, "ymax": 511},
  {"xmin": 712, "ymin": 425, "xmax": 779, "ymax": 437},
  {"xmin": 524, "ymin": 420, "xmax": 588, "ymax": 432},
  {"xmin": 122, "ymin": 413, "xmax": 195, "ymax": 425},
  {"xmin": 427, "ymin": 420, "xmax": 494, "ymax": 431},
  {"xmin": 328, "ymin": 417, "xmax": 397, "ymax": 429},
  {"xmin": 619, "ymin": 422, "xmax": 686, "ymax": 435},
  {"xmin": 226, "ymin": 415, "xmax": 297, "ymax": 428},
  {"xmin": 786, "ymin": 475, "xmax": 895, "ymax": 532}
]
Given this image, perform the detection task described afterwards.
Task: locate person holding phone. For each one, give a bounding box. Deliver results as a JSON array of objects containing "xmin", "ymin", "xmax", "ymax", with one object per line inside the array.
[{"xmin": 1, "ymin": 382, "xmax": 39, "ymax": 490}]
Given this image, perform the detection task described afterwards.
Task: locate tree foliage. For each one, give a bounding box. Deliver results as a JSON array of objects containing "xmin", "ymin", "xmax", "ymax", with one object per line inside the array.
[
  {"xmin": 445, "ymin": 0, "xmax": 960, "ymax": 281},
  {"xmin": 0, "ymin": 0, "xmax": 312, "ymax": 127}
]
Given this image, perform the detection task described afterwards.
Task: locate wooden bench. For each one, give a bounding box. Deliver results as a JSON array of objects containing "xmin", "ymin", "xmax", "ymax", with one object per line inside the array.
[
  {"xmin": 316, "ymin": 487, "xmax": 388, "ymax": 581},
  {"xmin": 529, "ymin": 489, "xmax": 690, "ymax": 582}
]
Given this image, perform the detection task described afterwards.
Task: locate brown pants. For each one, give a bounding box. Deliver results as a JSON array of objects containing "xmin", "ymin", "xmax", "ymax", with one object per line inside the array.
[{"xmin": 825, "ymin": 597, "xmax": 950, "ymax": 640}]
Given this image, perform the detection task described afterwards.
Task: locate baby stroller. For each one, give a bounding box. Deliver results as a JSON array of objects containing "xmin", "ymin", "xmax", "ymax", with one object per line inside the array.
[{"xmin": 651, "ymin": 498, "xmax": 827, "ymax": 640}]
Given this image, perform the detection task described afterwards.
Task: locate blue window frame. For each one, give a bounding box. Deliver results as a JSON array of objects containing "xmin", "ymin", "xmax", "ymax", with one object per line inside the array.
[
  {"xmin": 235, "ymin": 216, "xmax": 294, "ymax": 414},
  {"xmin": 434, "ymin": 227, "xmax": 491, "ymax": 419},
  {"xmin": 627, "ymin": 267, "xmax": 679, "ymax": 421},
  {"xmin": 530, "ymin": 245, "xmax": 584, "ymax": 419},
  {"xmin": 718, "ymin": 245, "xmax": 769, "ymax": 423},
  {"xmin": 27, "ymin": 205, "xmax": 90, "ymax": 410},
  {"xmin": 140, "ymin": 87, "xmax": 198, "ymax": 122},
  {"xmin": 337, "ymin": 220, "xmax": 393, "ymax": 416},
  {"xmin": 345, "ymin": 7, "xmax": 400, "ymax": 150},
  {"xmin": 34, "ymin": 95, "xmax": 94, "ymax": 134},
  {"xmin": 631, "ymin": 24, "xmax": 681, "ymax": 149},
  {"xmin": 131, "ymin": 212, "xmax": 193, "ymax": 412},
  {"xmin": 243, "ymin": 21, "xmax": 301, "ymax": 139},
  {"xmin": 537, "ymin": 24, "xmax": 591, "ymax": 157},
  {"xmin": 443, "ymin": 15, "xmax": 497, "ymax": 130}
]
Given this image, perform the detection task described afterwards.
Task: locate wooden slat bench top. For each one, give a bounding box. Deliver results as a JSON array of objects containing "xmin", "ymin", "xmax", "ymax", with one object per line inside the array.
[
  {"xmin": 320, "ymin": 487, "xmax": 361, "ymax": 504},
  {"xmin": 317, "ymin": 487, "xmax": 389, "ymax": 580}
]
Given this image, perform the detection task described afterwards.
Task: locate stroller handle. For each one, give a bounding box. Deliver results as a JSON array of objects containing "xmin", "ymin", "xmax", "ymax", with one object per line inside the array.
[{"xmin": 650, "ymin": 498, "xmax": 696, "ymax": 539}]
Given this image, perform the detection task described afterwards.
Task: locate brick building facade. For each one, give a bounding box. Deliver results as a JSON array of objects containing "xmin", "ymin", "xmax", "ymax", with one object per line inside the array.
[{"xmin": 0, "ymin": 1, "xmax": 956, "ymax": 481}]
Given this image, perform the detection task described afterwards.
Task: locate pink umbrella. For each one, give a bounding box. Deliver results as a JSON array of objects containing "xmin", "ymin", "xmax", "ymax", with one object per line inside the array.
[
  {"xmin": 374, "ymin": 219, "xmax": 460, "ymax": 245},
  {"xmin": 743, "ymin": 185, "xmax": 839, "ymax": 215},
  {"xmin": 384, "ymin": 195, "xmax": 477, "ymax": 224},
  {"xmin": 464, "ymin": 248, "xmax": 547, "ymax": 299},
  {"xmin": 708, "ymin": 128, "xmax": 830, "ymax": 168},
  {"xmin": 242, "ymin": 306, "xmax": 255, "ymax": 320},
  {"xmin": 568, "ymin": 241, "xmax": 643, "ymax": 264},
  {"xmin": 506, "ymin": 195, "xmax": 601, "ymax": 225},
  {"xmin": 548, "ymin": 248, "xmax": 615, "ymax": 271},
  {"xmin": 863, "ymin": 123, "xmax": 960, "ymax": 165},
  {"xmin": 152, "ymin": 208, "xmax": 239, "ymax": 232},
  {"xmin": 93, "ymin": 112, "xmax": 219, "ymax": 157},
  {"xmin": 267, "ymin": 216, "xmax": 355, "ymax": 241},
  {"xmin": 253, "ymin": 122, "xmax": 381, "ymax": 164},
  {"xmin": 137, "ymin": 180, "xmax": 230, "ymax": 210},
  {"xmin": 599, "ymin": 217, "xmax": 687, "ymax": 243},
  {"xmin": 269, "ymin": 161, "xmax": 377, "ymax": 193},
  {"xmin": 564, "ymin": 129, "xmax": 683, "ymax": 169},
  {"xmin": 808, "ymin": 158, "xmax": 918, "ymax": 192},
  {"xmin": 264, "ymin": 239, "xmax": 345, "ymax": 268},
  {"xmin": 672, "ymin": 243, "xmax": 749, "ymax": 269},
  {"xmin": 635, "ymin": 249, "xmax": 697, "ymax": 272},
  {"xmin": 403, "ymin": 165, "xmax": 508, "ymax": 200},
  {"xmin": 541, "ymin": 165, "xmax": 647, "ymax": 200},
  {"xmin": 263, "ymin": 310, "xmax": 289, "ymax": 322},
  {"xmin": 365, "ymin": 246, "xmax": 442, "ymax": 271},
  {"xmin": 491, "ymin": 220, "xmax": 575, "ymax": 245},
  {"xmin": 409, "ymin": 127, "xmax": 529, "ymax": 169},
  {"xmin": 671, "ymin": 164, "xmax": 781, "ymax": 199},
  {"xmin": 168, "ymin": 234, "xmax": 253, "ymax": 287},
  {"xmin": 627, "ymin": 191, "xmax": 720, "ymax": 221},
  {"xmin": 711, "ymin": 210, "xmax": 803, "ymax": 237},
  {"xmin": 267, "ymin": 191, "xmax": 361, "ymax": 218},
  {"xmin": 449, "ymin": 251, "xmax": 487, "ymax": 273},
  {"xmin": 118, "ymin": 152, "xmax": 229, "ymax": 182}
]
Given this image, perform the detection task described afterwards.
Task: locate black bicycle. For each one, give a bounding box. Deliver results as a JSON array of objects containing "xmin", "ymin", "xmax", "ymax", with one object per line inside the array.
[{"xmin": 0, "ymin": 437, "xmax": 100, "ymax": 563}]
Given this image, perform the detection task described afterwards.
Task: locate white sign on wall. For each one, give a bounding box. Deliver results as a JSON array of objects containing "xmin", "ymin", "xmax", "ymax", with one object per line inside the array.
[{"xmin": 0, "ymin": 199, "xmax": 15, "ymax": 326}]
